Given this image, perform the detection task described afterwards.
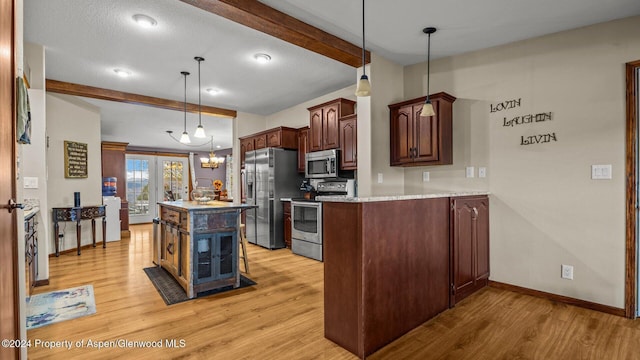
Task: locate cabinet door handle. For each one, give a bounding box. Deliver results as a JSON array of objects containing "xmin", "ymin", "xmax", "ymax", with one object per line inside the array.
[{"xmin": 472, "ymin": 207, "xmax": 479, "ymax": 218}]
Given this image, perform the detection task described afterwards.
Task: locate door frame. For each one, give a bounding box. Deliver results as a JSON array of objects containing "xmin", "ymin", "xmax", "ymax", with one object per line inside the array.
[
  {"xmin": 625, "ymin": 59, "xmax": 640, "ymax": 318},
  {"xmin": 156, "ymin": 155, "xmax": 190, "ymax": 203},
  {"xmin": 0, "ymin": 0, "xmax": 20, "ymax": 357},
  {"xmin": 126, "ymin": 154, "xmax": 190, "ymax": 224}
]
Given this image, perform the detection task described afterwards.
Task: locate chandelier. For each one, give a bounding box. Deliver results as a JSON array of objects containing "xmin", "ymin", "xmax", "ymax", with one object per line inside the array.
[{"xmin": 200, "ymin": 136, "xmax": 225, "ymax": 169}]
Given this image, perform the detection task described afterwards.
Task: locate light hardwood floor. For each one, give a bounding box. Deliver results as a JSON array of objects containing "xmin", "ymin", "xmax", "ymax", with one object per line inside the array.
[{"xmin": 28, "ymin": 225, "xmax": 640, "ymax": 359}]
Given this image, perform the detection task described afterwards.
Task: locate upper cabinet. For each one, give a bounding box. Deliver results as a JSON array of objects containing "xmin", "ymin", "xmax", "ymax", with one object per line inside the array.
[
  {"xmin": 339, "ymin": 114, "xmax": 357, "ymax": 170},
  {"xmin": 308, "ymin": 98, "xmax": 355, "ymax": 152},
  {"xmin": 297, "ymin": 126, "xmax": 309, "ymax": 173},
  {"xmin": 239, "ymin": 127, "xmax": 298, "ymax": 168},
  {"xmin": 239, "ymin": 137, "xmax": 255, "ymax": 168},
  {"xmin": 389, "ymin": 92, "xmax": 456, "ymax": 166}
]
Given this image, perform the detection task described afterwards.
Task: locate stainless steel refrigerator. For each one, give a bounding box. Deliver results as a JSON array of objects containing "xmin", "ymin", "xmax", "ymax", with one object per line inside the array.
[{"xmin": 244, "ymin": 148, "xmax": 301, "ymax": 249}]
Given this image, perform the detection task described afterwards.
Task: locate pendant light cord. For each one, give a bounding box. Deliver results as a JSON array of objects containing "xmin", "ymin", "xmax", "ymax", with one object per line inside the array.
[
  {"xmin": 198, "ymin": 59, "xmax": 202, "ymax": 126},
  {"xmin": 426, "ymin": 32, "xmax": 431, "ymax": 101},
  {"xmin": 183, "ymin": 72, "xmax": 187, "ymax": 132}
]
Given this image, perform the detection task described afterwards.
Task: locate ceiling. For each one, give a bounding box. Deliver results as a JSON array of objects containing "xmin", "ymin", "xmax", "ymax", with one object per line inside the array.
[{"xmin": 24, "ymin": 0, "xmax": 640, "ymax": 152}]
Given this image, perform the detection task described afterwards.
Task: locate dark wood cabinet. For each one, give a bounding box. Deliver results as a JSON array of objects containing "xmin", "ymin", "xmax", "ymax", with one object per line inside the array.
[
  {"xmin": 450, "ymin": 195, "xmax": 489, "ymax": 306},
  {"xmin": 323, "ymin": 198, "xmax": 450, "ymax": 358},
  {"xmin": 389, "ymin": 92, "xmax": 456, "ymax": 166},
  {"xmin": 297, "ymin": 127, "xmax": 309, "ymax": 173},
  {"xmin": 254, "ymin": 134, "xmax": 267, "ymax": 150},
  {"xmin": 240, "ymin": 137, "xmax": 255, "ymax": 168},
  {"xmin": 283, "ymin": 201, "xmax": 292, "ymax": 249},
  {"xmin": 239, "ymin": 127, "xmax": 298, "ymax": 168},
  {"xmin": 339, "ymin": 114, "xmax": 357, "ymax": 170},
  {"xmin": 308, "ymin": 98, "xmax": 355, "ymax": 152}
]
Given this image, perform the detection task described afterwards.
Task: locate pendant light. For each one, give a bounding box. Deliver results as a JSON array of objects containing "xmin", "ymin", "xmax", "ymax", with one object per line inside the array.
[
  {"xmin": 179, "ymin": 71, "xmax": 191, "ymax": 144},
  {"xmin": 420, "ymin": 27, "xmax": 436, "ymax": 117},
  {"xmin": 355, "ymin": 0, "xmax": 370, "ymax": 97},
  {"xmin": 194, "ymin": 56, "xmax": 206, "ymax": 138},
  {"xmin": 200, "ymin": 136, "xmax": 226, "ymax": 169}
]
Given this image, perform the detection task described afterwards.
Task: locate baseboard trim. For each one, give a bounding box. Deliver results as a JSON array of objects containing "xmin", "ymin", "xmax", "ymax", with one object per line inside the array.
[
  {"xmin": 489, "ymin": 280, "xmax": 625, "ymax": 317},
  {"xmin": 48, "ymin": 241, "xmax": 107, "ymax": 257},
  {"xmin": 121, "ymin": 230, "xmax": 131, "ymax": 238}
]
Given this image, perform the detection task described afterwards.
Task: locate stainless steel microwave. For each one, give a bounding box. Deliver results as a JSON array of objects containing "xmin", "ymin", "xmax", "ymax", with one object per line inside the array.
[{"xmin": 305, "ymin": 149, "xmax": 339, "ymax": 179}]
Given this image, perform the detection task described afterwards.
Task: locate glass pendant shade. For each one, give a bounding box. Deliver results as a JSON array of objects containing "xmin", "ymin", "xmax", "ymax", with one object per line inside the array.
[
  {"xmin": 421, "ymin": 101, "xmax": 435, "ymax": 117},
  {"xmin": 180, "ymin": 131, "xmax": 191, "ymax": 144},
  {"xmin": 194, "ymin": 124, "xmax": 206, "ymax": 138},
  {"xmin": 355, "ymin": 74, "xmax": 371, "ymax": 97}
]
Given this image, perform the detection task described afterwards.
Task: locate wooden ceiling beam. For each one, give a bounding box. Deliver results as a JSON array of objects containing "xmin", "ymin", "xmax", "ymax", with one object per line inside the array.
[
  {"xmin": 179, "ymin": 0, "xmax": 370, "ymax": 68},
  {"xmin": 45, "ymin": 79, "xmax": 237, "ymax": 118}
]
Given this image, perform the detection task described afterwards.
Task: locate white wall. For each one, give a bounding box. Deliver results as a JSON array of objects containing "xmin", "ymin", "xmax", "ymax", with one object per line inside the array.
[
  {"xmin": 402, "ymin": 16, "xmax": 640, "ymax": 308},
  {"xmin": 368, "ymin": 54, "xmax": 405, "ymax": 196},
  {"xmin": 46, "ymin": 94, "xmax": 103, "ymax": 252},
  {"xmin": 264, "ymin": 85, "xmax": 356, "ymax": 129}
]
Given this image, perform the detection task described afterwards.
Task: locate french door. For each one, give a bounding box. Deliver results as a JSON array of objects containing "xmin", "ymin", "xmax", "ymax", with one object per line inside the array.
[{"xmin": 126, "ymin": 155, "xmax": 189, "ymax": 224}]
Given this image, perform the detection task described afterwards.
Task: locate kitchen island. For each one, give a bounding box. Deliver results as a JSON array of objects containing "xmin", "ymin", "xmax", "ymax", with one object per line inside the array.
[
  {"xmin": 157, "ymin": 200, "xmax": 256, "ymax": 299},
  {"xmin": 320, "ymin": 192, "xmax": 489, "ymax": 359}
]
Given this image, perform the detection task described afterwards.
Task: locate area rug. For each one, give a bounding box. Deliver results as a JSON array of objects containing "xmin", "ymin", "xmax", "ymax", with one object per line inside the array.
[
  {"xmin": 143, "ymin": 266, "xmax": 256, "ymax": 305},
  {"xmin": 26, "ymin": 285, "xmax": 96, "ymax": 330}
]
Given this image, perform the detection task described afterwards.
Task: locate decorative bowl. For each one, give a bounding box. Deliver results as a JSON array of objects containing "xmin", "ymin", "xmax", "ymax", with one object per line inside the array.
[{"xmin": 191, "ymin": 187, "xmax": 216, "ymax": 204}]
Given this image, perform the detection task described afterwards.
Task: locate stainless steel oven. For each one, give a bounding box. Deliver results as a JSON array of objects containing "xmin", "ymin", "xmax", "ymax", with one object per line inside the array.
[{"xmin": 291, "ymin": 200, "xmax": 322, "ymax": 261}]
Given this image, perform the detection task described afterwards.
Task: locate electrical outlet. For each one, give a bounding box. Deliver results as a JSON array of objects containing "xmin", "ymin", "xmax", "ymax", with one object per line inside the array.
[
  {"xmin": 466, "ymin": 166, "xmax": 475, "ymax": 178},
  {"xmin": 561, "ymin": 264, "xmax": 574, "ymax": 280},
  {"xmin": 422, "ymin": 171, "xmax": 430, "ymax": 182},
  {"xmin": 478, "ymin": 167, "xmax": 487, "ymax": 178}
]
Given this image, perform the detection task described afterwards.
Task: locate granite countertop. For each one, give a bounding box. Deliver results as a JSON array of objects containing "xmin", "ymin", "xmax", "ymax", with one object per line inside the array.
[
  {"xmin": 317, "ymin": 191, "xmax": 490, "ymax": 203},
  {"xmin": 158, "ymin": 200, "xmax": 257, "ymax": 211}
]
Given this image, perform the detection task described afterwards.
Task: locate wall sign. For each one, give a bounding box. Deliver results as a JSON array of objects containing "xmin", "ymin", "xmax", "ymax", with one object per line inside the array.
[
  {"xmin": 64, "ymin": 140, "xmax": 88, "ymax": 178},
  {"xmin": 490, "ymin": 98, "xmax": 557, "ymax": 146}
]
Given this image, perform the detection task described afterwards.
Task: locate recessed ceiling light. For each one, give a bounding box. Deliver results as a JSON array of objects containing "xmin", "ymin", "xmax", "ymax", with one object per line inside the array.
[
  {"xmin": 216, "ymin": 145, "xmax": 221, "ymax": 149},
  {"xmin": 113, "ymin": 69, "xmax": 131, "ymax": 78},
  {"xmin": 254, "ymin": 53, "xmax": 271, "ymax": 64},
  {"xmin": 132, "ymin": 14, "xmax": 157, "ymax": 28},
  {"xmin": 206, "ymin": 88, "xmax": 221, "ymax": 95}
]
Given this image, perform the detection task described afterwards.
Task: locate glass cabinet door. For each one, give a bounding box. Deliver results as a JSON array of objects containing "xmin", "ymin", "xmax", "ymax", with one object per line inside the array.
[
  {"xmin": 218, "ymin": 233, "xmax": 235, "ymax": 278},
  {"xmin": 195, "ymin": 234, "xmax": 214, "ymax": 283}
]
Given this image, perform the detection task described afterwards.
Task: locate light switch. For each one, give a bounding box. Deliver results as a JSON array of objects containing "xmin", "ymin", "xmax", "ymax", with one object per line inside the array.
[
  {"xmin": 377, "ymin": 173, "xmax": 383, "ymax": 183},
  {"xmin": 24, "ymin": 177, "xmax": 38, "ymax": 189},
  {"xmin": 466, "ymin": 166, "xmax": 475, "ymax": 178},
  {"xmin": 591, "ymin": 165, "xmax": 612, "ymax": 180},
  {"xmin": 422, "ymin": 171, "xmax": 430, "ymax": 182}
]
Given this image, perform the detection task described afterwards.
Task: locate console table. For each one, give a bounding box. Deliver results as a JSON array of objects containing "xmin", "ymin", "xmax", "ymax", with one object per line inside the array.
[{"xmin": 52, "ymin": 205, "xmax": 106, "ymax": 256}]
